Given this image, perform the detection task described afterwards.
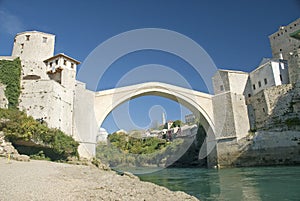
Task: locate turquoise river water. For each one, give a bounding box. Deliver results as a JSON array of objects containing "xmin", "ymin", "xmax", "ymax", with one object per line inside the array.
[{"xmin": 138, "ymin": 166, "xmax": 300, "ymax": 201}]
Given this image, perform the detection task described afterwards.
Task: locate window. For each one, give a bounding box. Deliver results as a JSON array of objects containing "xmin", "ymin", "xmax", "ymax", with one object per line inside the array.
[
  {"xmin": 280, "ymin": 74, "xmax": 283, "ymax": 81},
  {"xmin": 63, "ymin": 60, "xmax": 67, "ymax": 65},
  {"xmin": 50, "ymin": 62, "xmax": 53, "ymax": 67},
  {"xmin": 253, "ymin": 84, "xmax": 256, "ymax": 90},
  {"xmin": 55, "ymin": 59, "xmax": 58, "ymax": 65},
  {"xmin": 258, "ymin": 81, "xmax": 261, "ymax": 88},
  {"xmin": 71, "ymin": 63, "xmax": 74, "ymax": 69},
  {"xmin": 263, "ymin": 108, "xmax": 265, "ymax": 113},
  {"xmin": 248, "ymin": 94, "xmax": 251, "ymax": 98},
  {"xmin": 42, "ymin": 37, "xmax": 47, "ymax": 43},
  {"xmin": 279, "ymin": 49, "xmax": 282, "ymax": 52},
  {"xmin": 220, "ymin": 85, "xmax": 224, "ymax": 91},
  {"xmin": 264, "ymin": 78, "xmax": 267, "ymax": 85},
  {"xmin": 26, "ymin": 35, "xmax": 30, "ymax": 41},
  {"xmin": 21, "ymin": 43, "xmax": 24, "ymax": 49}
]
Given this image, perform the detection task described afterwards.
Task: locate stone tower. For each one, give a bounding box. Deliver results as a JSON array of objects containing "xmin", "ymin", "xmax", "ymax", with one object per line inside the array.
[
  {"xmin": 288, "ymin": 27, "xmax": 300, "ymax": 84},
  {"xmin": 269, "ymin": 18, "xmax": 300, "ymax": 61},
  {"xmin": 269, "ymin": 18, "xmax": 300, "ymax": 84},
  {"xmin": 12, "ymin": 31, "xmax": 80, "ymax": 137},
  {"xmin": 12, "ymin": 31, "xmax": 55, "ymax": 61},
  {"xmin": 212, "ymin": 70, "xmax": 250, "ymax": 140},
  {"xmin": 12, "ymin": 31, "xmax": 55, "ymax": 80}
]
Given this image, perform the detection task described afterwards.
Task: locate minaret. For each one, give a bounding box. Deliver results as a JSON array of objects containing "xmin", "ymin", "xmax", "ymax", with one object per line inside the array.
[{"xmin": 162, "ymin": 112, "xmax": 166, "ymax": 125}]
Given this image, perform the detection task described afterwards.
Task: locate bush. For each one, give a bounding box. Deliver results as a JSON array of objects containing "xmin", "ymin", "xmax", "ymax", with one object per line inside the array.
[
  {"xmin": 0, "ymin": 108, "xmax": 79, "ymax": 160},
  {"xmin": 97, "ymin": 132, "xmax": 186, "ymax": 167},
  {"xmin": 108, "ymin": 132, "xmax": 167, "ymax": 155}
]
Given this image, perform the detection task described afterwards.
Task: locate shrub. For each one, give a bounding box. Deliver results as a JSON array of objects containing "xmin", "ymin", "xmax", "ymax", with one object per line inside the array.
[
  {"xmin": 97, "ymin": 132, "xmax": 186, "ymax": 167},
  {"xmin": 0, "ymin": 108, "xmax": 79, "ymax": 160}
]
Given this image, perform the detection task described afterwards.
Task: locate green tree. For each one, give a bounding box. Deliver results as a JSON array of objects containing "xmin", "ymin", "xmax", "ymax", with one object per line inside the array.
[{"xmin": 172, "ymin": 120, "xmax": 182, "ymax": 128}]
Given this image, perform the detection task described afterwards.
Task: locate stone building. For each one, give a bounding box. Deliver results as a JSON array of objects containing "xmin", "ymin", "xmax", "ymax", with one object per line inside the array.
[
  {"xmin": 269, "ymin": 18, "xmax": 300, "ymax": 60},
  {"xmin": 269, "ymin": 18, "xmax": 300, "ymax": 84},
  {"xmin": 249, "ymin": 59, "xmax": 289, "ymax": 96},
  {"xmin": 185, "ymin": 114, "xmax": 195, "ymax": 124},
  {"xmin": 212, "ymin": 70, "xmax": 250, "ymax": 140},
  {"xmin": 1, "ymin": 31, "xmax": 80, "ymax": 137},
  {"xmin": 212, "ymin": 18, "xmax": 300, "ymax": 133}
]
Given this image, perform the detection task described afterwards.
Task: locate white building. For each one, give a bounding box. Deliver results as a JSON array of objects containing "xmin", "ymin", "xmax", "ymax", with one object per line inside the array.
[
  {"xmin": 44, "ymin": 53, "xmax": 80, "ymax": 88},
  {"xmin": 6, "ymin": 31, "xmax": 80, "ymax": 137},
  {"xmin": 185, "ymin": 114, "xmax": 195, "ymax": 124},
  {"xmin": 249, "ymin": 59, "xmax": 289, "ymax": 96},
  {"xmin": 97, "ymin": 128, "xmax": 108, "ymax": 143}
]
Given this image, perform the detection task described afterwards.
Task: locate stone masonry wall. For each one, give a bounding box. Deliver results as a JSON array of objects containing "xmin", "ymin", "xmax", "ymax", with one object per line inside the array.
[
  {"xmin": 21, "ymin": 60, "xmax": 49, "ymax": 80},
  {"xmin": 212, "ymin": 92, "xmax": 236, "ymax": 139},
  {"xmin": 217, "ymin": 131, "xmax": 300, "ymax": 167},
  {"xmin": 248, "ymin": 84, "xmax": 295, "ymax": 130},
  {"xmin": 19, "ymin": 80, "xmax": 74, "ymax": 135}
]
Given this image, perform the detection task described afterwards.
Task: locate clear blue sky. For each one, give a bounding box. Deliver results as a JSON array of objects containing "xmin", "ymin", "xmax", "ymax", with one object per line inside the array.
[{"xmin": 0, "ymin": 0, "xmax": 299, "ymax": 133}]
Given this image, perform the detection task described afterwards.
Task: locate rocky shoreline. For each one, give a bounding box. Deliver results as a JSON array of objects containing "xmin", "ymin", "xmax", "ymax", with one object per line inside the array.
[{"xmin": 0, "ymin": 158, "xmax": 199, "ymax": 201}]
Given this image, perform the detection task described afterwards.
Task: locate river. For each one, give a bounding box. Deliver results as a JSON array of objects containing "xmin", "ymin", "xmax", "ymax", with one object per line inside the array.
[{"xmin": 138, "ymin": 166, "xmax": 300, "ymax": 201}]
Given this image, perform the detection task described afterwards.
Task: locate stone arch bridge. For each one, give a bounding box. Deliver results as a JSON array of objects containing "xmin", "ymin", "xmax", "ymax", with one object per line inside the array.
[{"xmin": 74, "ymin": 82, "xmax": 219, "ymax": 160}]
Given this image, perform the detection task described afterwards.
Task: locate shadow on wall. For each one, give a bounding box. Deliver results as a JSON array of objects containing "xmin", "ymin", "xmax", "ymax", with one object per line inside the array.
[{"xmin": 169, "ymin": 124, "xmax": 208, "ymax": 168}]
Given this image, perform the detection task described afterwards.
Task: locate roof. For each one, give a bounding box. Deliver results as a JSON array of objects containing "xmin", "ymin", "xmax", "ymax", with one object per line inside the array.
[
  {"xmin": 216, "ymin": 69, "xmax": 249, "ymax": 74},
  {"xmin": 44, "ymin": 53, "xmax": 81, "ymax": 64},
  {"xmin": 16, "ymin": 30, "xmax": 55, "ymax": 37}
]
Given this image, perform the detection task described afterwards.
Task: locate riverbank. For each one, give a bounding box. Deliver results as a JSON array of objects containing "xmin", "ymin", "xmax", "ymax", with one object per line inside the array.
[{"xmin": 0, "ymin": 158, "xmax": 198, "ymax": 201}]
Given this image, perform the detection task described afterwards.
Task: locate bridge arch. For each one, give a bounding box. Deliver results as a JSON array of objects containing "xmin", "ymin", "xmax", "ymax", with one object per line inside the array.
[{"xmin": 94, "ymin": 82, "xmax": 215, "ymax": 136}]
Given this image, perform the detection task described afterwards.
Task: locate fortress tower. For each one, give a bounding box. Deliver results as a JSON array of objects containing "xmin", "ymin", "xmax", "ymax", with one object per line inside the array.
[
  {"xmin": 269, "ymin": 18, "xmax": 300, "ymax": 84},
  {"xmin": 12, "ymin": 31, "xmax": 56, "ymax": 80},
  {"xmin": 11, "ymin": 31, "xmax": 80, "ymax": 137},
  {"xmin": 212, "ymin": 70, "xmax": 250, "ymax": 140},
  {"xmin": 269, "ymin": 18, "xmax": 300, "ymax": 61},
  {"xmin": 12, "ymin": 31, "xmax": 55, "ymax": 61}
]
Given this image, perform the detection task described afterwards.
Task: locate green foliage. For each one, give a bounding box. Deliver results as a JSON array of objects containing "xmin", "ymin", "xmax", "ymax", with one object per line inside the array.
[
  {"xmin": 97, "ymin": 132, "xmax": 185, "ymax": 167},
  {"xmin": 171, "ymin": 120, "xmax": 182, "ymax": 128},
  {"xmin": 0, "ymin": 108, "xmax": 79, "ymax": 160},
  {"xmin": 108, "ymin": 132, "xmax": 167, "ymax": 155},
  {"xmin": 0, "ymin": 58, "xmax": 21, "ymax": 108}
]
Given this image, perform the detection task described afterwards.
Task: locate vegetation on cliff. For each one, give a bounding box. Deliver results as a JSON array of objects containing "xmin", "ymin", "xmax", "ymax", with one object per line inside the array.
[
  {"xmin": 108, "ymin": 132, "xmax": 167, "ymax": 154},
  {"xmin": 0, "ymin": 108, "xmax": 79, "ymax": 160},
  {"xmin": 96, "ymin": 132, "xmax": 187, "ymax": 167},
  {"xmin": 0, "ymin": 58, "xmax": 21, "ymax": 108}
]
